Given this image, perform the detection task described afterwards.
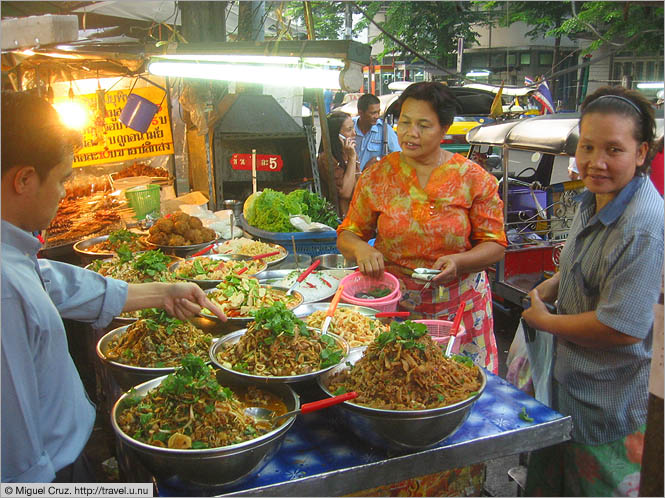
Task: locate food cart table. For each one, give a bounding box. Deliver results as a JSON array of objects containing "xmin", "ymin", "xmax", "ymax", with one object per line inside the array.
[{"xmin": 150, "ymin": 372, "xmax": 571, "ymax": 497}]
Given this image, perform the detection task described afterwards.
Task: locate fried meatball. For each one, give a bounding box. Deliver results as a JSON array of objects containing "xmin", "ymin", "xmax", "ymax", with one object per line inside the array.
[
  {"xmin": 184, "ymin": 229, "xmax": 202, "ymax": 244},
  {"xmin": 200, "ymin": 227, "xmax": 216, "ymax": 242},
  {"xmin": 155, "ymin": 218, "xmax": 174, "ymax": 233},
  {"xmin": 149, "ymin": 232, "xmax": 168, "ymax": 245},
  {"xmin": 148, "ymin": 224, "xmax": 162, "ymax": 235},
  {"xmin": 173, "ymin": 220, "xmax": 189, "ymax": 236},
  {"xmin": 188, "ymin": 216, "xmax": 203, "ymax": 229},
  {"xmin": 172, "ymin": 211, "xmax": 189, "ymax": 224},
  {"xmin": 168, "ymin": 234, "xmax": 186, "ymax": 246}
]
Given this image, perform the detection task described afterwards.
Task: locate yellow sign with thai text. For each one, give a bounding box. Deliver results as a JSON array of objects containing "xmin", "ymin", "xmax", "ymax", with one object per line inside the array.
[{"xmin": 59, "ymin": 86, "xmax": 174, "ymax": 168}]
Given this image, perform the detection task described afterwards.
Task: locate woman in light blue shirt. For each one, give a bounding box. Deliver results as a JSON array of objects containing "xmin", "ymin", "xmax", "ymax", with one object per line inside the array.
[{"xmin": 522, "ymin": 87, "xmax": 663, "ymax": 496}]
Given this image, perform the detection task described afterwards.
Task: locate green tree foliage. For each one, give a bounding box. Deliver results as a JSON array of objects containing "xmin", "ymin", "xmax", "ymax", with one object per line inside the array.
[{"xmin": 283, "ymin": 1, "xmax": 348, "ymax": 40}]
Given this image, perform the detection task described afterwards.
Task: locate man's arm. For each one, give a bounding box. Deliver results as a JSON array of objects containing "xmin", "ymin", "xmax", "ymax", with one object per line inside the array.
[{"xmin": 124, "ymin": 282, "xmax": 226, "ymax": 321}]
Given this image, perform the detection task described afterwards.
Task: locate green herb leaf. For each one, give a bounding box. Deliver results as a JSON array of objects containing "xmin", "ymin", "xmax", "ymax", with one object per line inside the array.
[
  {"xmin": 191, "ymin": 441, "xmax": 209, "ymax": 449},
  {"xmin": 519, "ymin": 407, "xmax": 534, "ymax": 423}
]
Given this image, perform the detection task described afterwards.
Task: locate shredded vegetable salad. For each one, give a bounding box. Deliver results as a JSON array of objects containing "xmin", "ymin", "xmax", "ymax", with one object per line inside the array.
[
  {"xmin": 304, "ymin": 308, "xmax": 387, "ymax": 348},
  {"xmin": 85, "ymin": 229, "xmax": 145, "ymax": 254},
  {"xmin": 326, "ymin": 321, "xmax": 481, "ymax": 410},
  {"xmin": 174, "ymin": 256, "xmax": 267, "ymax": 281},
  {"xmin": 89, "ymin": 249, "xmax": 177, "ymax": 283},
  {"xmin": 214, "ymin": 238, "xmax": 286, "ymax": 263},
  {"xmin": 116, "ymin": 355, "xmax": 287, "ymax": 449},
  {"xmin": 105, "ymin": 309, "xmax": 214, "ymax": 368}
]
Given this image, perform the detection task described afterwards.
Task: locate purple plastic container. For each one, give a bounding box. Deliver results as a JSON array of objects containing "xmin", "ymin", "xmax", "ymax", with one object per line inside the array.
[
  {"xmin": 119, "ymin": 93, "xmax": 158, "ymax": 133},
  {"xmin": 506, "ymin": 186, "xmax": 546, "ymax": 212}
]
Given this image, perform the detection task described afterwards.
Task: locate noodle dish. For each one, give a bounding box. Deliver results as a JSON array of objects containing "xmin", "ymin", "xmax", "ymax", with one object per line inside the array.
[
  {"xmin": 325, "ymin": 320, "xmax": 482, "ymax": 410},
  {"xmin": 304, "ymin": 308, "xmax": 388, "ymax": 348},
  {"xmin": 104, "ymin": 309, "xmax": 214, "ymax": 368},
  {"xmin": 84, "ymin": 229, "xmax": 146, "ymax": 254},
  {"xmin": 88, "ymin": 249, "xmax": 177, "ymax": 283},
  {"xmin": 115, "ymin": 355, "xmax": 292, "ymax": 450},
  {"xmin": 212, "ymin": 302, "xmax": 348, "ymax": 380},
  {"xmin": 214, "ymin": 238, "xmax": 287, "ymax": 265}
]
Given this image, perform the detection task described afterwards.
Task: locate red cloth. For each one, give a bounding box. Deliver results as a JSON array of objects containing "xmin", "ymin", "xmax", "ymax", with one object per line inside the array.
[{"xmin": 650, "ymin": 149, "xmax": 664, "ymax": 196}]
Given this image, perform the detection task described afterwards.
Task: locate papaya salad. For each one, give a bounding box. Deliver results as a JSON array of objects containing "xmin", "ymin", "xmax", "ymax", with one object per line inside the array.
[
  {"xmin": 173, "ymin": 256, "xmax": 267, "ymax": 281},
  {"xmin": 214, "ymin": 238, "xmax": 286, "ymax": 264},
  {"xmin": 326, "ymin": 320, "xmax": 482, "ymax": 410},
  {"xmin": 304, "ymin": 308, "xmax": 388, "ymax": 348},
  {"xmin": 216, "ymin": 302, "xmax": 347, "ymax": 376},
  {"xmin": 203, "ymin": 274, "xmax": 301, "ymax": 318},
  {"xmin": 89, "ymin": 249, "xmax": 177, "ymax": 283},
  {"xmin": 116, "ymin": 355, "xmax": 287, "ymax": 448},
  {"xmin": 104, "ymin": 309, "xmax": 214, "ymax": 368}
]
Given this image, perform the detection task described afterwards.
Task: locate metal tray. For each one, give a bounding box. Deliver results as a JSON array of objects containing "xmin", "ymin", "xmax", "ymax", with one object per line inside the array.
[
  {"xmin": 213, "ymin": 238, "xmax": 288, "ymax": 267},
  {"xmin": 169, "ymin": 254, "xmax": 268, "ymax": 289},
  {"xmin": 209, "ymin": 328, "xmax": 349, "ymax": 384}
]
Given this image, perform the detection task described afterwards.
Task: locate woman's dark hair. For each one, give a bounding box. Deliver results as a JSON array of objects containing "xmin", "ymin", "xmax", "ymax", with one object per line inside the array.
[
  {"xmin": 580, "ymin": 86, "xmax": 656, "ymax": 176},
  {"xmin": 396, "ymin": 82, "xmax": 458, "ymax": 128},
  {"xmin": 1, "ymin": 90, "xmax": 82, "ymax": 179},
  {"xmin": 319, "ymin": 111, "xmax": 350, "ymax": 165}
]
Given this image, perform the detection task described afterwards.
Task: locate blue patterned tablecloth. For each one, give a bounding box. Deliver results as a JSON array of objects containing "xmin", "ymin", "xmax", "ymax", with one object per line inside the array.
[{"xmin": 156, "ymin": 372, "xmax": 572, "ymax": 497}]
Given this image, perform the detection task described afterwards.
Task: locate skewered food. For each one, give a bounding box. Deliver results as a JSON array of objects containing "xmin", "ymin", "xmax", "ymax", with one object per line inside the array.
[
  {"xmin": 148, "ymin": 212, "xmax": 216, "ymax": 246},
  {"xmin": 113, "ymin": 162, "xmax": 170, "ymax": 179},
  {"xmin": 215, "ymin": 302, "xmax": 345, "ymax": 376},
  {"xmin": 326, "ymin": 320, "xmax": 482, "ymax": 410},
  {"xmin": 116, "ymin": 355, "xmax": 286, "ymax": 448}
]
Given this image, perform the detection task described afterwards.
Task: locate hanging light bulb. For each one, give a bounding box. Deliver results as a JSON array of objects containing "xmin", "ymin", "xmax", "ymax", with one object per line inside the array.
[{"xmin": 55, "ymin": 81, "xmax": 92, "ymax": 130}]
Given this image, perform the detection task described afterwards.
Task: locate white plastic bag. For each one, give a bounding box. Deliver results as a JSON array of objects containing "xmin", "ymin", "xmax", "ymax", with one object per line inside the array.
[{"xmin": 289, "ymin": 215, "xmax": 335, "ymax": 232}]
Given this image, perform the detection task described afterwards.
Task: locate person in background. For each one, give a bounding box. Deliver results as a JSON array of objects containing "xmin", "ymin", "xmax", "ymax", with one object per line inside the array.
[
  {"xmin": 337, "ymin": 82, "xmax": 507, "ymax": 373},
  {"xmin": 1, "ymin": 91, "xmax": 227, "ymax": 483},
  {"xmin": 649, "ymin": 136, "xmax": 663, "ymax": 196},
  {"xmin": 522, "ymin": 86, "xmax": 663, "ymax": 496},
  {"xmin": 317, "ymin": 111, "xmax": 360, "ymax": 218},
  {"xmin": 353, "ymin": 93, "xmax": 401, "ymax": 171}
]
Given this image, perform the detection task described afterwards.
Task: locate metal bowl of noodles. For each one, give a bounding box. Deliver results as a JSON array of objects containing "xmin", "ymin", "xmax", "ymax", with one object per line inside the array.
[
  {"xmin": 96, "ymin": 323, "xmax": 217, "ymax": 391},
  {"xmin": 169, "ymin": 254, "xmax": 268, "ymax": 289},
  {"xmin": 210, "ymin": 328, "xmax": 349, "ymax": 385},
  {"xmin": 317, "ymin": 348, "xmax": 486, "ymax": 452},
  {"xmin": 111, "ymin": 373, "xmax": 298, "ymax": 488}
]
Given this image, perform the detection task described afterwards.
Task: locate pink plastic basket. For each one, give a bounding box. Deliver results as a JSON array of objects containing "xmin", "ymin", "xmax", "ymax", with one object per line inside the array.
[
  {"xmin": 339, "ymin": 271, "xmax": 400, "ymax": 304},
  {"xmin": 413, "ymin": 319, "xmax": 466, "ymax": 354},
  {"xmin": 341, "ymin": 290, "xmax": 401, "ymax": 312}
]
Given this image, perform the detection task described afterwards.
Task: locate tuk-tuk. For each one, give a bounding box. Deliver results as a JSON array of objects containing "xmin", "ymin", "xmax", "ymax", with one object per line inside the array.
[
  {"xmin": 467, "ymin": 112, "xmax": 664, "ymax": 313},
  {"xmin": 466, "ymin": 114, "xmax": 585, "ymax": 312}
]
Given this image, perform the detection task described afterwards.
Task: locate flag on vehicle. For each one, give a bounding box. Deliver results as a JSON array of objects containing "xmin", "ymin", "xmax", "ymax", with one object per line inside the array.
[
  {"xmin": 524, "ymin": 76, "xmax": 535, "ymax": 87},
  {"xmin": 532, "ymin": 78, "xmax": 556, "ymax": 114},
  {"xmin": 490, "ymin": 81, "xmax": 504, "ymax": 118}
]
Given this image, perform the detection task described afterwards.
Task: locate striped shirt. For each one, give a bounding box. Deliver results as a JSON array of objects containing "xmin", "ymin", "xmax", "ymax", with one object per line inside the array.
[{"xmin": 554, "ymin": 176, "xmax": 664, "ymax": 444}]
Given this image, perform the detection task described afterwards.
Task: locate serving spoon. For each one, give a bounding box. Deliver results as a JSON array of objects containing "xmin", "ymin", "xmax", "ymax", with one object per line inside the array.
[{"xmin": 245, "ymin": 391, "xmax": 358, "ymax": 424}]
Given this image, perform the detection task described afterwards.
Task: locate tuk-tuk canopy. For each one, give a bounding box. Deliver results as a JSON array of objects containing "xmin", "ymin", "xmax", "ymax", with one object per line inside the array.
[{"xmin": 467, "ymin": 114, "xmax": 581, "ymax": 156}]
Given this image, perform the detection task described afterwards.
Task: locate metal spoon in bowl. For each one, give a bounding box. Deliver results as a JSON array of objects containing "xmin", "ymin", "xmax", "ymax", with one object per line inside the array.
[{"xmin": 245, "ymin": 391, "xmax": 358, "ymax": 424}]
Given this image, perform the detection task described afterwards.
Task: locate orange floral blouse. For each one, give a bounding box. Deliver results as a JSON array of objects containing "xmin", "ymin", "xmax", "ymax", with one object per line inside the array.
[{"xmin": 337, "ymin": 152, "xmax": 507, "ymax": 270}]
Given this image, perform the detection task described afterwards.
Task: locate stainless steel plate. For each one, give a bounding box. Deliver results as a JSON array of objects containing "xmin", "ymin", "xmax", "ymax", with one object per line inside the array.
[
  {"xmin": 199, "ymin": 285, "xmax": 304, "ymax": 322},
  {"xmin": 169, "ymin": 254, "xmax": 267, "ymax": 289}
]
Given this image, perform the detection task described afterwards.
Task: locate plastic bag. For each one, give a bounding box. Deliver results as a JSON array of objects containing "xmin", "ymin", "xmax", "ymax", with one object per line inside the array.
[
  {"xmin": 506, "ymin": 321, "xmax": 535, "ymax": 396},
  {"xmin": 289, "ymin": 215, "xmax": 335, "ymax": 232}
]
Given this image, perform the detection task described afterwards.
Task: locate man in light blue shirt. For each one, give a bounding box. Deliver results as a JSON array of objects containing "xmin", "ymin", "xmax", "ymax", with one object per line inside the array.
[
  {"xmin": 353, "ymin": 94, "xmax": 401, "ymax": 170},
  {"xmin": 1, "ymin": 91, "xmax": 226, "ymax": 483}
]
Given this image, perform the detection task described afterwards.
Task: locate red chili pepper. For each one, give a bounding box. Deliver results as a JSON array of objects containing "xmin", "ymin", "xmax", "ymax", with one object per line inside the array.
[
  {"xmin": 306, "ymin": 282, "xmax": 316, "ymax": 288},
  {"xmin": 320, "ymin": 277, "xmax": 333, "ymax": 287},
  {"xmin": 236, "ymin": 267, "xmax": 248, "ymax": 275}
]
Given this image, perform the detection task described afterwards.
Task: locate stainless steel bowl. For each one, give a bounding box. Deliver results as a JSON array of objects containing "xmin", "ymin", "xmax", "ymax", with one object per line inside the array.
[
  {"xmin": 73, "ymin": 235, "xmax": 115, "ymax": 266},
  {"xmin": 169, "ymin": 254, "xmax": 267, "ymax": 289},
  {"xmin": 313, "ymin": 253, "xmax": 358, "ymax": 270},
  {"xmin": 210, "ymin": 328, "xmax": 349, "ymax": 384},
  {"xmin": 96, "ymin": 324, "xmax": 216, "ymax": 391},
  {"xmin": 111, "ymin": 375, "xmax": 298, "ymax": 488},
  {"xmin": 292, "ymin": 302, "xmax": 379, "ymax": 319},
  {"xmin": 142, "ymin": 232, "xmax": 222, "ymax": 258},
  {"xmin": 317, "ymin": 348, "xmax": 486, "ymax": 452},
  {"xmin": 213, "ymin": 240, "xmax": 288, "ymax": 267}
]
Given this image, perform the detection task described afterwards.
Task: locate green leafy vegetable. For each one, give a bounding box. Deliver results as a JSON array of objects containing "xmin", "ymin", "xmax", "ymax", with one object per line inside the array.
[
  {"xmin": 519, "ymin": 406, "xmax": 534, "ymax": 423},
  {"xmin": 247, "ymin": 188, "xmax": 339, "ymax": 232}
]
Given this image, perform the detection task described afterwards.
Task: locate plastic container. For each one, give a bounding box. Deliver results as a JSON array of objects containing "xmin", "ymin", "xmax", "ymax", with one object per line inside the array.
[
  {"xmin": 341, "ymin": 290, "xmax": 401, "ymax": 313},
  {"xmin": 504, "ymin": 186, "xmax": 547, "ymax": 213},
  {"xmin": 413, "ymin": 319, "xmax": 465, "ymax": 353},
  {"xmin": 239, "ymin": 213, "xmax": 338, "ymax": 257},
  {"xmin": 119, "ymin": 93, "xmax": 159, "ymax": 134},
  {"xmin": 339, "ymin": 271, "xmax": 400, "ymax": 304},
  {"xmin": 125, "ymin": 184, "xmax": 160, "ymax": 219}
]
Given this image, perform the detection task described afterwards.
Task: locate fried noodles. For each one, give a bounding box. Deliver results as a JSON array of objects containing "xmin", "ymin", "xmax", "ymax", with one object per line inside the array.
[
  {"xmin": 304, "ymin": 309, "xmax": 387, "ymax": 348},
  {"xmin": 116, "ymin": 355, "xmax": 286, "ymax": 449},
  {"xmin": 105, "ymin": 310, "xmax": 213, "ymax": 367},
  {"xmin": 326, "ymin": 321, "xmax": 481, "ymax": 410},
  {"xmin": 216, "ymin": 302, "xmax": 345, "ymax": 376}
]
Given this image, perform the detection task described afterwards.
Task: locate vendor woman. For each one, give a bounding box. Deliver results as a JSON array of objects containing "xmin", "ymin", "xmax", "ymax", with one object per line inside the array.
[{"xmin": 337, "ymin": 82, "xmax": 507, "ymax": 373}]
